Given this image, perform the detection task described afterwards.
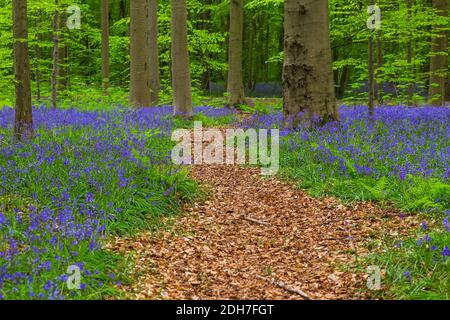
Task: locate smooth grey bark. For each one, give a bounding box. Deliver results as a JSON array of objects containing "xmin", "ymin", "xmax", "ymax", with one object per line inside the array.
[
  {"xmin": 227, "ymin": 0, "xmax": 246, "ymax": 107},
  {"xmin": 171, "ymin": 0, "xmax": 193, "ymax": 116},
  {"xmin": 282, "ymin": 0, "xmax": 339, "ymax": 127},
  {"xmin": 149, "ymin": 0, "xmax": 160, "ymax": 105},
  {"xmin": 130, "ymin": 0, "xmax": 151, "ymax": 107}
]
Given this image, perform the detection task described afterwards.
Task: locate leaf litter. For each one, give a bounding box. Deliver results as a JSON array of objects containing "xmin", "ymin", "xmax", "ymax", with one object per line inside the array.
[{"xmin": 107, "ymin": 163, "xmax": 422, "ymax": 300}]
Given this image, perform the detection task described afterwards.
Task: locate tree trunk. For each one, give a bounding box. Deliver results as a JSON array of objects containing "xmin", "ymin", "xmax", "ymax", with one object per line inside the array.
[
  {"xmin": 199, "ymin": 0, "xmax": 212, "ymax": 91},
  {"xmin": 282, "ymin": 0, "xmax": 339, "ymax": 127},
  {"xmin": 51, "ymin": 0, "xmax": 59, "ymax": 108},
  {"xmin": 428, "ymin": 0, "xmax": 448, "ymax": 106},
  {"xmin": 376, "ymin": 30, "xmax": 383, "ymax": 104},
  {"xmin": 368, "ymin": 0, "xmax": 375, "ymax": 117},
  {"xmin": 149, "ymin": 0, "xmax": 160, "ymax": 105},
  {"xmin": 130, "ymin": 0, "xmax": 151, "ymax": 107},
  {"xmin": 57, "ymin": 26, "xmax": 67, "ymax": 91},
  {"xmin": 119, "ymin": 0, "xmax": 126, "ymax": 19},
  {"xmin": 338, "ymin": 65, "xmax": 350, "ymax": 99},
  {"xmin": 247, "ymin": 18, "xmax": 256, "ymax": 92},
  {"xmin": 101, "ymin": 0, "xmax": 109, "ymax": 95},
  {"xmin": 35, "ymin": 35, "xmax": 41, "ymax": 102},
  {"xmin": 13, "ymin": 0, "xmax": 33, "ymax": 141},
  {"xmin": 171, "ymin": 0, "xmax": 193, "ymax": 116},
  {"xmin": 406, "ymin": 0, "xmax": 414, "ymax": 105},
  {"xmin": 227, "ymin": 0, "xmax": 246, "ymax": 107}
]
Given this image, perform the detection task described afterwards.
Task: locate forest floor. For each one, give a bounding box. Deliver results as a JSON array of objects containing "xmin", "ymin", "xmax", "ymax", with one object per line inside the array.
[{"xmin": 108, "ymin": 163, "xmax": 421, "ymax": 300}]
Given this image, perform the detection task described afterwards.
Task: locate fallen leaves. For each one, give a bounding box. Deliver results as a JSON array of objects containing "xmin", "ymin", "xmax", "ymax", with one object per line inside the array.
[{"xmin": 107, "ymin": 164, "xmax": 421, "ymax": 300}]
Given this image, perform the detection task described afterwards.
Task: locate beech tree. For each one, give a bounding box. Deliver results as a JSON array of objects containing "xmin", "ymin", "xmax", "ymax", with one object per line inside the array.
[
  {"xmin": 227, "ymin": 0, "xmax": 246, "ymax": 108},
  {"xmin": 101, "ymin": 0, "xmax": 109, "ymax": 95},
  {"xmin": 428, "ymin": 0, "xmax": 449, "ymax": 106},
  {"xmin": 149, "ymin": 0, "xmax": 160, "ymax": 105},
  {"xmin": 368, "ymin": 0, "xmax": 375, "ymax": 117},
  {"xmin": 51, "ymin": 0, "xmax": 59, "ymax": 108},
  {"xmin": 171, "ymin": 0, "xmax": 193, "ymax": 116},
  {"xmin": 12, "ymin": 0, "xmax": 33, "ymax": 141},
  {"xmin": 130, "ymin": 0, "xmax": 151, "ymax": 107},
  {"xmin": 282, "ymin": 0, "xmax": 339, "ymax": 127}
]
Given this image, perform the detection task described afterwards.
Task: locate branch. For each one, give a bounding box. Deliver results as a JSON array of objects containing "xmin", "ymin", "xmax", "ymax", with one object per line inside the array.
[
  {"xmin": 256, "ymin": 275, "xmax": 312, "ymax": 300},
  {"xmin": 240, "ymin": 215, "xmax": 271, "ymax": 227}
]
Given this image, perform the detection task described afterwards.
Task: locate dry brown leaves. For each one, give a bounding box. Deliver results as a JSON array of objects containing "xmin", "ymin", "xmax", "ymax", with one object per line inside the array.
[{"xmin": 106, "ymin": 163, "xmax": 421, "ymax": 300}]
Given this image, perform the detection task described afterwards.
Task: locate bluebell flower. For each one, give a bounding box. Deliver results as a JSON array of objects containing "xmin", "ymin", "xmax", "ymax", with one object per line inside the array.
[
  {"xmin": 0, "ymin": 212, "xmax": 6, "ymax": 225},
  {"xmin": 402, "ymin": 271, "xmax": 412, "ymax": 282},
  {"xmin": 442, "ymin": 246, "xmax": 450, "ymax": 259},
  {"xmin": 43, "ymin": 281, "xmax": 52, "ymax": 291}
]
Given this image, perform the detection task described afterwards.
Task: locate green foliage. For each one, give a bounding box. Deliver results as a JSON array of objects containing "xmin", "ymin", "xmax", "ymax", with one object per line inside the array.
[{"xmin": 1, "ymin": 0, "xmax": 448, "ymax": 103}]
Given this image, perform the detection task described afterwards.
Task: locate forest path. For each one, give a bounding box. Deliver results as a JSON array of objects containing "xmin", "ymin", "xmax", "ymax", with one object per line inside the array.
[{"xmin": 109, "ymin": 164, "xmax": 420, "ymax": 300}]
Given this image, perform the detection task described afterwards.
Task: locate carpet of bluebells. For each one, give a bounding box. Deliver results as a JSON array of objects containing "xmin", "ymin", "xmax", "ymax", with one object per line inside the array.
[
  {"xmin": 0, "ymin": 103, "xmax": 448, "ymax": 299},
  {"xmin": 241, "ymin": 105, "xmax": 449, "ymax": 298},
  {"xmin": 0, "ymin": 105, "xmax": 235, "ymax": 300}
]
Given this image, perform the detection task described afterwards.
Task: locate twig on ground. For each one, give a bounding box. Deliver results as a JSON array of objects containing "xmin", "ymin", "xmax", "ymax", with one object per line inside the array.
[
  {"xmin": 256, "ymin": 275, "xmax": 312, "ymax": 300},
  {"xmin": 240, "ymin": 215, "xmax": 271, "ymax": 227}
]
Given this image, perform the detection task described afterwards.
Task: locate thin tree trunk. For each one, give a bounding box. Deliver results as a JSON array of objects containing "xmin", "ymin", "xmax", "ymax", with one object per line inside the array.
[
  {"xmin": 119, "ymin": 0, "xmax": 126, "ymax": 19},
  {"xmin": 130, "ymin": 0, "xmax": 151, "ymax": 107},
  {"xmin": 51, "ymin": 0, "xmax": 59, "ymax": 108},
  {"xmin": 149, "ymin": 0, "xmax": 160, "ymax": 105},
  {"xmin": 247, "ymin": 18, "xmax": 255, "ymax": 91},
  {"xmin": 407, "ymin": 0, "xmax": 414, "ymax": 105},
  {"xmin": 13, "ymin": 0, "xmax": 33, "ymax": 141},
  {"xmin": 199, "ymin": 0, "xmax": 212, "ymax": 91},
  {"xmin": 171, "ymin": 0, "xmax": 193, "ymax": 116},
  {"xmin": 368, "ymin": 0, "xmax": 375, "ymax": 117},
  {"xmin": 35, "ymin": 34, "xmax": 41, "ymax": 102},
  {"xmin": 227, "ymin": 0, "xmax": 246, "ymax": 107},
  {"xmin": 101, "ymin": 0, "xmax": 109, "ymax": 95},
  {"xmin": 282, "ymin": 0, "xmax": 339, "ymax": 127},
  {"xmin": 57, "ymin": 26, "xmax": 67, "ymax": 91},
  {"xmin": 376, "ymin": 30, "xmax": 383, "ymax": 104},
  {"xmin": 223, "ymin": 13, "xmax": 229, "ymax": 92},
  {"xmin": 338, "ymin": 65, "xmax": 350, "ymax": 99},
  {"xmin": 428, "ymin": 0, "xmax": 449, "ymax": 105}
]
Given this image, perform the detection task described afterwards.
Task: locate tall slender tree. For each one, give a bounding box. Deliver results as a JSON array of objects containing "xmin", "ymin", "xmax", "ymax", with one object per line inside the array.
[
  {"xmin": 130, "ymin": 0, "xmax": 151, "ymax": 107},
  {"xmin": 375, "ymin": 14, "xmax": 383, "ymax": 105},
  {"xmin": 149, "ymin": 0, "xmax": 160, "ymax": 105},
  {"xmin": 282, "ymin": 0, "xmax": 339, "ymax": 127},
  {"xmin": 13, "ymin": 0, "xmax": 33, "ymax": 141},
  {"xmin": 368, "ymin": 0, "xmax": 375, "ymax": 117},
  {"xmin": 406, "ymin": 0, "xmax": 414, "ymax": 105},
  {"xmin": 429, "ymin": 0, "xmax": 449, "ymax": 105},
  {"xmin": 227, "ymin": 0, "xmax": 246, "ymax": 107},
  {"xmin": 171, "ymin": 0, "xmax": 193, "ymax": 116},
  {"xmin": 57, "ymin": 17, "xmax": 67, "ymax": 91},
  {"xmin": 51, "ymin": 0, "xmax": 60, "ymax": 108},
  {"xmin": 101, "ymin": 0, "xmax": 109, "ymax": 95}
]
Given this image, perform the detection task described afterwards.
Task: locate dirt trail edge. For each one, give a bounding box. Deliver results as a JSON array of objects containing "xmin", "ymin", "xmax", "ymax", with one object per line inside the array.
[{"xmin": 108, "ymin": 164, "xmax": 420, "ymax": 300}]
